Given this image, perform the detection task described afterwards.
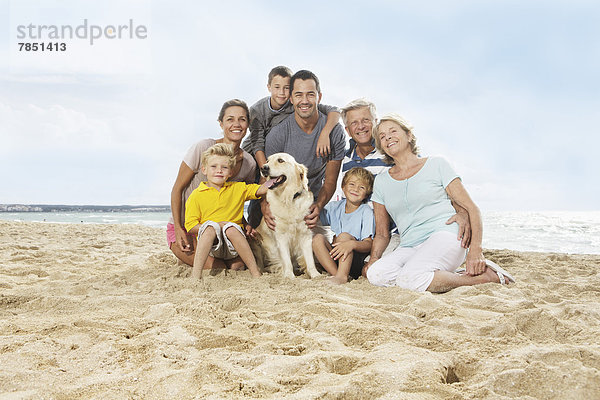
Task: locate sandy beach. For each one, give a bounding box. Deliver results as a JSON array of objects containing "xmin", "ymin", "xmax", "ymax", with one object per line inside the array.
[{"xmin": 1, "ymin": 220, "xmax": 599, "ymax": 399}]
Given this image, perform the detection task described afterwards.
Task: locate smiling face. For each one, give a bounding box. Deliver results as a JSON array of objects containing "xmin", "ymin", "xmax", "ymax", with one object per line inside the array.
[
  {"xmin": 201, "ymin": 155, "xmax": 233, "ymax": 189},
  {"xmin": 219, "ymin": 106, "xmax": 248, "ymax": 143},
  {"xmin": 268, "ymin": 75, "xmax": 291, "ymax": 110},
  {"xmin": 290, "ymin": 79, "xmax": 322, "ymax": 121},
  {"xmin": 345, "ymin": 107, "xmax": 375, "ymax": 146},
  {"xmin": 377, "ymin": 120, "xmax": 411, "ymax": 158},
  {"xmin": 342, "ymin": 176, "xmax": 369, "ymax": 204}
]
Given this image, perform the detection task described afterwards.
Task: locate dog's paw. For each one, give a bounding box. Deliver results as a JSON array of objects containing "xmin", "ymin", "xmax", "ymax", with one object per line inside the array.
[
  {"xmin": 307, "ymin": 270, "xmax": 322, "ymax": 279},
  {"xmin": 282, "ymin": 270, "xmax": 296, "ymax": 279}
]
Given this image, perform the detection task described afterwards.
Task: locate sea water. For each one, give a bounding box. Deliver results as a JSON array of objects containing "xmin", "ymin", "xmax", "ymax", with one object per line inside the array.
[
  {"xmin": 0, "ymin": 211, "xmax": 169, "ymax": 228},
  {"xmin": 1, "ymin": 210, "xmax": 599, "ymax": 255}
]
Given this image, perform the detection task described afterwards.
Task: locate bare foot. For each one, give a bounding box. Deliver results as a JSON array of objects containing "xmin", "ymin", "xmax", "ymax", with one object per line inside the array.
[
  {"xmin": 328, "ymin": 275, "xmax": 348, "ymax": 285},
  {"xmin": 249, "ymin": 270, "xmax": 262, "ymax": 278},
  {"xmin": 483, "ymin": 267, "xmax": 510, "ymax": 285}
]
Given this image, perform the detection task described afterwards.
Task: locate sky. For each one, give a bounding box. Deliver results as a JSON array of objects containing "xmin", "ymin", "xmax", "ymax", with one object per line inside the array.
[{"xmin": 0, "ymin": 0, "xmax": 598, "ymax": 211}]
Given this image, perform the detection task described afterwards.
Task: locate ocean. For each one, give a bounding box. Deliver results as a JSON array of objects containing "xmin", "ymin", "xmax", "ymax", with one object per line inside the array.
[{"xmin": 1, "ymin": 210, "xmax": 598, "ymax": 255}]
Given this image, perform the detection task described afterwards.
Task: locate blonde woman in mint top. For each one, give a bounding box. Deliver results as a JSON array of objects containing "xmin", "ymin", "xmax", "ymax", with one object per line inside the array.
[{"xmin": 364, "ymin": 113, "xmax": 514, "ymax": 293}]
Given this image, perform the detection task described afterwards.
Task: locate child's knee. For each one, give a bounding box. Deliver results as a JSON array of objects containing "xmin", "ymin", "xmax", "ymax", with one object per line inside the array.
[
  {"xmin": 201, "ymin": 225, "xmax": 217, "ymax": 238},
  {"xmin": 224, "ymin": 225, "xmax": 242, "ymax": 237},
  {"xmin": 312, "ymin": 233, "xmax": 326, "ymax": 245},
  {"xmin": 335, "ymin": 232, "xmax": 354, "ymax": 242}
]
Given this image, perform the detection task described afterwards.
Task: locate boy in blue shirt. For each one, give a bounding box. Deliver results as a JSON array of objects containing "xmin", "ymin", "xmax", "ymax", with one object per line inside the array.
[{"xmin": 313, "ymin": 167, "xmax": 375, "ymax": 284}]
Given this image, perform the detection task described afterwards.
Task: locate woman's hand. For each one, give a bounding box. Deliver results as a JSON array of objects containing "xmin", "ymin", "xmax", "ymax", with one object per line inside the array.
[
  {"xmin": 330, "ymin": 240, "xmax": 355, "ymax": 261},
  {"xmin": 171, "ymin": 161, "xmax": 195, "ymax": 252},
  {"xmin": 465, "ymin": 248, "xmax": 486, "ymax": 276},
  {"xmin": 175, "ymin": 225, "xmax": 191, "ymax": 252}
]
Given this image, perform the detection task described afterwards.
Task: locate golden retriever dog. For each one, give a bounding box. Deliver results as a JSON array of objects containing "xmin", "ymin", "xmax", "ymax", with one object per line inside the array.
[{"xmin": 251, "ymin": 153, "xmax": 321, "ymax": 279}]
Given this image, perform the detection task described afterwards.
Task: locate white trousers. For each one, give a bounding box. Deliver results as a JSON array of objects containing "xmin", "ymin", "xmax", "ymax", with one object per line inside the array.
[{"xmin": 367, "ymin": 231, "xmax": 466, "ymax": 292}]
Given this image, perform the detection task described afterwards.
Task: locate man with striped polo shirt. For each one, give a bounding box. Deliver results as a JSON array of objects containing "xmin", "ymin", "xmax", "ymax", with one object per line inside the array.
[
  {"xmin": 341, "ymin": 99, "xmax": 388, "ymax": 174},
  {"xmin": 331, "ymin": 99, "xmax": 389, "ymax": 202}
]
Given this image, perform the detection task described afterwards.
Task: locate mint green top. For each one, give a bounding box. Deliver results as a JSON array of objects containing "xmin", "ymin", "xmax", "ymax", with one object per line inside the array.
[{"xmin": 371, "ymin": 156, "xmax": 460, "ymax": 247}]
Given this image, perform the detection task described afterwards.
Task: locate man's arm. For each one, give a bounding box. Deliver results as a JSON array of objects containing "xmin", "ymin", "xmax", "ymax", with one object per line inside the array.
[
  {"xmin": 254, "ymin": 150, "xmax": 268, "ymax": 169},
  {"xmin": 305, "ymin": 159, "xmax": 342, "ymax": 228}
]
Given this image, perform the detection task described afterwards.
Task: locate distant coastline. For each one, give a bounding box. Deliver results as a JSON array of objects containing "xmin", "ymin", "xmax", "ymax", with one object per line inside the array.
[
  {"xmin": 0, "ymin": 204, "xmax": 170, "ymax": 213},
  {"xmin": 0, "ymin": 208, "xmax": 598, "ymax": 254}
]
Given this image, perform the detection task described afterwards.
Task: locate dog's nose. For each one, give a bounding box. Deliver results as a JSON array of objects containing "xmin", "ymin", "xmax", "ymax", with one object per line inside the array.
[{"xmin": 260, "ymin": 165, "xmax": 270, "ymax": 177}]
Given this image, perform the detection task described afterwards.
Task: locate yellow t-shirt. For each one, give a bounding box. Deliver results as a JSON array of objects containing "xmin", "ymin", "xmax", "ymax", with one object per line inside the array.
[{"xmin": 184, "ymin": 181, "xmax": 261, "ymax": 231}]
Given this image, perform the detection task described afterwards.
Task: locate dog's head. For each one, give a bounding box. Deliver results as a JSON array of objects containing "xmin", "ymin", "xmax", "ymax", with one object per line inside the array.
[{"xmin": 261, "ymin": 153, "xmax": 308, "ymax": 192}]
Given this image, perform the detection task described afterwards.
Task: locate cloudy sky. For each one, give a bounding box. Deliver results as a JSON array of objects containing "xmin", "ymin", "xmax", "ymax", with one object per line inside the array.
[{"xmin": 1, "ymin": 0, "xmax": 598, "ymax": 211}]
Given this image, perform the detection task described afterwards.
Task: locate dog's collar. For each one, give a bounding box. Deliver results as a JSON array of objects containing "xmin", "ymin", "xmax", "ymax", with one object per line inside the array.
[{"xmin": 293, "ymin": 190, "xmax": 303, "ymax": 200}]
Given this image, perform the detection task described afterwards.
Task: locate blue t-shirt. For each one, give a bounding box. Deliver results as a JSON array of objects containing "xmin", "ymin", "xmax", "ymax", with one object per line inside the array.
[
  {"xmin": 371, "ymin": 156, "xmax": 459, "ymax": 247},
  {"xmin": 320, "ymin": 199, "xmax": 375, "ymax": 241}
]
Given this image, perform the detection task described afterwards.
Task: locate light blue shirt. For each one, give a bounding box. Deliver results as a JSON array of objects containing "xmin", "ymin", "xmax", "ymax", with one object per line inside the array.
[
  {"xmin": 320, "ymin": 199, "xmax": 375, "ymax": 241},
  {"xmin": 371, "ymin": 156, "xmax": 459, "ymax": 247}
]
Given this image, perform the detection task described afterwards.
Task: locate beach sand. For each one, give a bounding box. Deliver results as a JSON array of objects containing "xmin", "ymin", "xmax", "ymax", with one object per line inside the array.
[{"xmin": 1, "ymin": 221, "xmax": 599, "ymax": 399}]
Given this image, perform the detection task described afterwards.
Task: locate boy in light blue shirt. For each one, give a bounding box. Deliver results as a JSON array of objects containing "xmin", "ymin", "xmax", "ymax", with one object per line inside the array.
[{"xmin": 313, "ymin": 167, "xmax": 375, "ymax": 284}]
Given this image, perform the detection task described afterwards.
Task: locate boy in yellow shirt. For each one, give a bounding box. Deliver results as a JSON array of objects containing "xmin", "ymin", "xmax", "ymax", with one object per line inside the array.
[{"xmin": 184, "ymin": 143, "xmax": 273, "ymax": 279}]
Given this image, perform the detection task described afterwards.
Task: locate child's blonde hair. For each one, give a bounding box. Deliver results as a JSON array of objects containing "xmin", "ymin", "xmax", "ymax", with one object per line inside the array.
[
  {"xmin": 341, "ymin": 167, "xmax": 375, "ymax": 202},
  {"xmin": 201, "ymin": 143, "xmax": 237, "ymax": 169}
]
